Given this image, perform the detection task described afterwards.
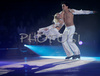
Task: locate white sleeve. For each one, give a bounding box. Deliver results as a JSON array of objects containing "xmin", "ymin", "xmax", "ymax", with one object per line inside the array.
[
  {"xmin": 46, "ymin": 24, "xmax": 55, "ymax": 29},
  {"xmin": 55, "ymin": 23, "xmax": 60, "ymax": 27},
  {"xmin": 37, "ymin": 25, "xmax": 53, "ymax": 33},
  {"xmin": 72, "ymin": 9, "xmax": 94, "ymax": 15},
  {"xmin": 59, "ymin": 11, "xmax": 62, "ymax": 14}
]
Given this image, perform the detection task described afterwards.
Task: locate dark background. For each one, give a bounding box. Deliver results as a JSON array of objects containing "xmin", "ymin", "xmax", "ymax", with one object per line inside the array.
[{"xmin": 0, "ymin": 0, "xmax": 100, "ymax": 57}]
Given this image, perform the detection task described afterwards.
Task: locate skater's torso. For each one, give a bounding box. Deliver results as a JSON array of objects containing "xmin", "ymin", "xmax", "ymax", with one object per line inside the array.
[{"xmin": 63, "ymin": 9, "xmax": 74, "ymax": 27}]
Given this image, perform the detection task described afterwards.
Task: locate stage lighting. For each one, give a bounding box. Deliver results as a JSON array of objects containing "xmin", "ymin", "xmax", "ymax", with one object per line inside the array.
[
  {"xmin": 79, "ymin": 41, "xmax": 83, "ymax": 45},
  {"xmin": 24, "ymin": 44, "xmax": 27, "ymax": 47},
  {"xmin": 23, "ymin": 45, "xmax": 66, "ymax": 56}
]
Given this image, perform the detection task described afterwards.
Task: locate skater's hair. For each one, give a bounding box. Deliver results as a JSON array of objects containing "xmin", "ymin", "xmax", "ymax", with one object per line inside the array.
[
  {"xmin": 53, "ymin": 13, "xmax": 60, "ymax": 24},
  {"xmin": 61, "ymin": 1, "xmax": 70, "ymax": 7}
]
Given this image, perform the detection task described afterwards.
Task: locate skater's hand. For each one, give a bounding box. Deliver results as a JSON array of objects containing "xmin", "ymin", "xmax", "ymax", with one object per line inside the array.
[
  {"xmin": 62, "ymin": 4, "xmax": 66, "ymax": 8},
  {"xmin": 93, "ymin": 11, "xmax": 97, "ymax": 14},
  {"xmin": 62, "ymin": 4, "xmax": 66, "ymax": 10}
]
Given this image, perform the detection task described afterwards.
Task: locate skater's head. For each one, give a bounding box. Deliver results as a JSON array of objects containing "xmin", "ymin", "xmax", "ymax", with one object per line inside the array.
[
  {"xmin": 53, "ymin": 13, "xmax": 61, "ymax": 23},
  {"xmin": 61, "ymin": 1, "xmax": 70, "ymax": 9}
]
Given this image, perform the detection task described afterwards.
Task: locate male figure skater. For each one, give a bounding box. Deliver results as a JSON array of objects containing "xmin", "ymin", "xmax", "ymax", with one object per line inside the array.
[{"xmin": 60, "ymin": 3, "xmax": 96, "ymax": 59}]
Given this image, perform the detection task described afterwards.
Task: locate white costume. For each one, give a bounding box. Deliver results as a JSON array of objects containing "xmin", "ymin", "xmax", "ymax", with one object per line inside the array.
[
  {"xmin": 62, "ymin": 9, "xmax": 94, "ymax": 57},
  {"xmin": 37, "ymin": 21, "xmax": 64, "ymax": 40}
]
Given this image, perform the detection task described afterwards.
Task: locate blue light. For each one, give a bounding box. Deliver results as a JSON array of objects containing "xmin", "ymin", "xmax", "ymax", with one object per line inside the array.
[
  {"xmin": 24, "ymin": 44, "xmax": 27, "ymax": 47},
  {"xmin": 24, "ymin": 45, "xmax": 66, "ymax": 56},
  {"xmin": 24, "ymin": 45, "xmax": 100, "ymax": 61},
  {"xmin": 40, "ymin": 56, "xmax": 100, "ymax": 61},
  {"xmin": 79, "ymin": 41, "xmax": 83, "ymax": 45}
]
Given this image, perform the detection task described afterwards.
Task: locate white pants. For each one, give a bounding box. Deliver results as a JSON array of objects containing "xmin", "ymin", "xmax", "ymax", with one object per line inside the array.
[{"xmin": 62, "ymin": 25, "xmax": 80, "ymax": 57}]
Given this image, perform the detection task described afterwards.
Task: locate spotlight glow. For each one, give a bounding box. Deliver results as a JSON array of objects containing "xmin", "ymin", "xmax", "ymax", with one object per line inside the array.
[
  {"xmin": 24, "ymin": 44, "xmax": 27, "ymax": 47},
  {"xmin": 24, "ymin": 45, "xmax": 100, "ymax": 61},
  {"xmin": 40, "ymin": 56, "xmax": 100, "ymax": 61},
  {"xmin": 79, "ymin": 41, "xmax": 83, "ymax": 45},
  {"xmin": 24, "ymin": 45, "xmax": 66, "ymax": 56}
]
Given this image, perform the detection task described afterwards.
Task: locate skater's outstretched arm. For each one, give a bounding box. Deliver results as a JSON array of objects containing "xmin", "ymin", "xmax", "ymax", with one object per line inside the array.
[{"xmin": 70, "ymin": 9, "xmax": 96, "ymax": 15}]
